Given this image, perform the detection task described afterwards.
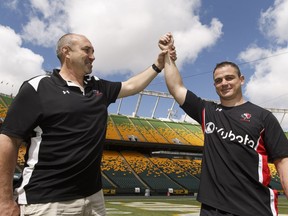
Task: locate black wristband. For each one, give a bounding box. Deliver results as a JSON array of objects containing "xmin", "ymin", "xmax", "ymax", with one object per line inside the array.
[{"xmin": 152, "ymin": 64, "xmax": 162, "ymax": 73}]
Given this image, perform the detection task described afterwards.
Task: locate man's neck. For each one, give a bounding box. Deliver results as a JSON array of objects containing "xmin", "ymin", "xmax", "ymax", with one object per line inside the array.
[
  {"xmin": 220, "ymin": 97, "xmax": 245, "ymax": 107},
  {"xmin": 59, "ymin": 67, "xmax": 84, "ymax": 87}
]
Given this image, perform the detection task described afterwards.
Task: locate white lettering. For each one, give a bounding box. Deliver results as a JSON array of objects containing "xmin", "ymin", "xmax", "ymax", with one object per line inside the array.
[{"xmin": 205, "ymin": 122, "xmax": 255, "ymax": 149}]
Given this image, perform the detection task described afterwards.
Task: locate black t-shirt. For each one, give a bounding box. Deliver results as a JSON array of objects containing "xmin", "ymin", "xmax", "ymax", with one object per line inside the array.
[
  {"xmin": 1, "ymin": 69, "xmax": 121, "ymax": 204},
  {"xmin": 181, "ymin": 90, "xmax": 288, "ymax": 216}
]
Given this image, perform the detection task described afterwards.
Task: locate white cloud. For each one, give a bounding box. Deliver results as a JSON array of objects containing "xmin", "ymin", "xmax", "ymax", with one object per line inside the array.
[
  {"xmin": 3, "ymin": 0, "xmax": 19, "ymax": 10},
  {"xmin": 21, "ymin": 16, "xmax": 67, "ymax": 47},
  {"xmin": 259, "ymin": 0, "xmax": 288, "ymax": 44},
  {"xmin": 21, "ymin": 0, "xmax": 68, "ymax": 47},
  {"xmin": 21, "ymin": 0, "xmax": 222, "ymax": 76},
  {"xmin": 174, "ymin": 18, "xmax": 223, "ymax": 67},
  {"xmin": 238, "ymin": 0, "xmax": 288, "ymax": 130},
  {"xmin": 239, "ymin": 46, "xmax": 288, "ymax": 108},
  {"xmin": 0, "ymin": 25, "xmax": 44, "ymax": 96}
]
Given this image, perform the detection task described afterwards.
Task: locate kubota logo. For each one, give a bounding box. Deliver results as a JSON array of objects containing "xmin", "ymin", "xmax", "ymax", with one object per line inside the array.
[{"xmin": 205, "ymin": 122, "xmax": 256, "ymax": 149}]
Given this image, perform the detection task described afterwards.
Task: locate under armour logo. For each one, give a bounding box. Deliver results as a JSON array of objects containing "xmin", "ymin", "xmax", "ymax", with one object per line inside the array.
[{"xmin": 63, "ymin": 90, "xmax": 70, "ymax": 94}]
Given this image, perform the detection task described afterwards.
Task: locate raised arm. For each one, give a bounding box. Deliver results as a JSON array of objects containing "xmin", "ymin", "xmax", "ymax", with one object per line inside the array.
[
  {"xmin": 0, "ymin": 134, "xmax": 21, "ymax": 216},
  {"xmin": 159, "ymin": 33, "xmax": 187, "ymax": 106},
  {"xmin": 117, "ymin": 50, "xmax": 166, "ymax": 98},
  {"xmin": 274, "ymin": 157, "xmax": 288, "ymax": 199},
  {"xmin": 118, "ymin": 33, "xmax": 177, "ymax": 99}
]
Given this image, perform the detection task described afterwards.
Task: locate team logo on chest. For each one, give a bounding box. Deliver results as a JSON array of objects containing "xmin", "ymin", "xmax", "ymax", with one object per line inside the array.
[
  {"xmin": 93, "ymin": 90, "xmax": 103, "ymax": 96},
  {"xmin": 240, "ymin": 113, "xmax": 251, "ymax": 122}
]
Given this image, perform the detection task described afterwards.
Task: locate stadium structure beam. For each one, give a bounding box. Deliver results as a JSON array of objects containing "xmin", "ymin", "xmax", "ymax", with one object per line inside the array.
[
  {"xmin": 167, "ymin": 100, "xmax": 176, "ymax": 119},
  {"xmin": 140, "ymin": 90, "xmax": 174, "ymax": 99},
  {"xmin": 279, "ymin": 113, "xmax": 286, "ymax": 125},
  {"xmin": 266, "ymin": 108, "xmax": 288, "ymax": 113},
  {"xmin": 151, "ymin": 96, "xmax": 160, "ymax": 118},
  {"xmin": 265, "ymin": 108, "xmax": 288, "ymax": 125},
  {"xmin": 133, "ymin": 94, "xmax": 143, "ymax": 117},
  {"xmin": 116, "ymin": 98, "xmax": 123, "ymax": 115}
]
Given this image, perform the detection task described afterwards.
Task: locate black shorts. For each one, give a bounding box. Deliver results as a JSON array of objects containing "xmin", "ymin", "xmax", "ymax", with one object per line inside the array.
[{"xmin": 200, "ymin": 204, "xmax": 238, "ymax": 216}]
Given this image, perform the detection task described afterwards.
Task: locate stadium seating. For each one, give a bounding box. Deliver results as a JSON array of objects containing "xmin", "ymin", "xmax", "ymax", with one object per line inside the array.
[
  {"xmin": 108, "ymin": 114, "xmax": 205, "ymax": 146},
  {"xmin": 150, "ymin": 157, "xmax": 200, "ymax": 192},
  {"xmin": 165, "ymin": 121, "xmax": 204, "ymax": 146},
  {"xmin": 0, "ymin": 94, "xmax": 13, "ymax": 106},
  {"xmin": 17, "ymin": 144, "xmax": 26, "ymax": 168},
  {"xmin": 109, "ymin": 115, "xmax": 146, "ymax": 142},
  {"xmin": 128, "ymin": 117, "xmax": 157, "ymax": 143},
  {"xmin": 101, "ymin": 172, "xmax": 117, "ymax": 189},
  {"xmin": 268, "ymin": 163, "xmax": 283, "ymax": 191},
  {"xmin": 0, "ymin": 104, "xmax": 7, "ymax": 119},
  {"xmin": 106, "ymin": 116, "xmax": 122, "ymax": 140},
  {"xmin": 122, "ymin": 151, "xmax": 184, "ymax": 193},
  {"xmin": 128, "ymin": 117, "xmax": 167, "ymax": 143},
  {"xmin": 172, "ymin": 158, "xmax": 202, "ymax": 179},
  {"xmin": 145, "ymin": 119, "xmax": 186, "ymax": 144},
  {"xmin": 101, "ymin": 150, "xmax": 146, "ymax": 193},
  {"xmin": 0, "ymin": 94, "xmax": 11, "ymax": 119}
]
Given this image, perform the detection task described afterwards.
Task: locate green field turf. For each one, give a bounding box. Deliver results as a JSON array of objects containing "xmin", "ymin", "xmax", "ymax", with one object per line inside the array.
[{"xmin": 105, "ymin": 196, "xmax": 288, "ymax": 215}]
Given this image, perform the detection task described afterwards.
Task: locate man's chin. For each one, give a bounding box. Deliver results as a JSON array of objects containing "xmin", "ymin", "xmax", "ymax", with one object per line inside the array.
[{"xmin": 85, "ymin": 69, "xmax": 92, "ymax": 75}]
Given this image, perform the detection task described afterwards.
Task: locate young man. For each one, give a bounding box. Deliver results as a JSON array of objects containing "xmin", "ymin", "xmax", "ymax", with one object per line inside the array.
[
  {"xmin": 0, "ymin": 33, "xmax": 176, "ymax": 216},
  {"xmin": 159, "ymin": 33, "xmax": 288, "ymax": 216}
]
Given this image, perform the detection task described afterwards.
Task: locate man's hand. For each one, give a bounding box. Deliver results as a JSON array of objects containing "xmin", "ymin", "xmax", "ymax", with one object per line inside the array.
[
  {"xmin": 159, "ymin": 32, "xmax": 174, "ymax": 52},
  {"xmin": 155, "ymin": 32, "xmax": 177, "ymax": 69}
]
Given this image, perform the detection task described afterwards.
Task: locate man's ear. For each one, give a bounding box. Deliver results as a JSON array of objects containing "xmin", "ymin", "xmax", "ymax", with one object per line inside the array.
[
  {"xmin": 62, "ymin": 46, "xmax": 70, "ymax": 58},
  {"xmin": 240, "ymin": 75, "xmax": 245, "ymax": 85}
]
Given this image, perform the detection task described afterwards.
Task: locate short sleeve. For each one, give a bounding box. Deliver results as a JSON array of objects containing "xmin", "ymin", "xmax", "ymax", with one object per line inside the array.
[{"xmin": 1, "ymin": 82, "xmax": 42, "ymax": 140}]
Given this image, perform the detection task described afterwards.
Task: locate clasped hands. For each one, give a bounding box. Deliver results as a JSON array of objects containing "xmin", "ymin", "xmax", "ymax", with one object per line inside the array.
[{"xmin": 159, "ymin": 32, "xmax": 176, "ymax": 61}]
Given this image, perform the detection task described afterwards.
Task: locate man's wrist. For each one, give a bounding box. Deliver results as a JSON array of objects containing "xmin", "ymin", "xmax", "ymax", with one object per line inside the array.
[{"xmin": 152, "ymin": 64, "xmax": 162, "ymax": 73}]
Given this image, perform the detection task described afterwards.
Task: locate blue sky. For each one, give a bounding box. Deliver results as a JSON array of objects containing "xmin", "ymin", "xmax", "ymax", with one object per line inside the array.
[{"xmin": 1, "ymin": 0, "xmax": 288, "ymax": 128}]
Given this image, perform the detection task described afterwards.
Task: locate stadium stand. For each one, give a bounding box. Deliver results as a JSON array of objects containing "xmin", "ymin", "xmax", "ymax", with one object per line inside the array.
[
  {"xmin": 145, "ymin": 118, "xmax": 187, "ymax": 144},
  {"xmin": 128, "ymin": 117, "xmax": 164, "ymax": 143},
  {"xmin": 150, "ymin": 157, "xmax": 200, "ymax": 193},
  {"xmin": 109, "ymin": 115, "xmax": 146, "ymax": 142},
  {"xmin": 268, "ymin": 163, "xmax": 283, "ymax": 192},
  {"xmin": 106, "ymin": 116, "xmax": 122, "ymax": 140},
  {"xmin": 122, "ymin": 151, "xmax": 185, "ymax": 194},
  {"xmin": 101, "ymin": 150, "xmax": 146, "ymax": 194},
  {"xmin": 172, "ymin": 158, "xmax": 202, "ymax": 179},
  {"xmin": 0, "ymin": 94, "xmax": 13, "ymax": 106},
  {"xmin": 0, "ymin": 93, "xmax": 11, "ymax": 119},
  {"xmin": 17, "ymin": 144, "xmax": 26, "ymax": 168},
  {"xmin": 163, "ymin": 121, "xmax": 204, "ymax": 145}
]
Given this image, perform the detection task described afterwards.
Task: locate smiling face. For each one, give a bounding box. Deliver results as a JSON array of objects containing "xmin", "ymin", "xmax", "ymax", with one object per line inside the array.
[
  {"xmin": 64, "ymin": 34, "xmax": 95, "ymax": 76},
  {"xmin": 213, "ymin": 64, "xmax": 245, "ymax": 105}
]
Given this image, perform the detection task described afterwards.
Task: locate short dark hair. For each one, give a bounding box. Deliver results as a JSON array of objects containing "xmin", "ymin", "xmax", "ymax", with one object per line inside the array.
[
  {"xmin": 213, "ymin": 61, "xmax": 241, "ymax": 77},
  {"xmin": 56, "ymin": 33, "xmax": 75, "ymax": 62}
]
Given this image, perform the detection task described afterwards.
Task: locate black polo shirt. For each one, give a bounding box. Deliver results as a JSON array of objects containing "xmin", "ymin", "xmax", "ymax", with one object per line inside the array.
[
  {"xmin": 181, "ymin": 90, "xmax": 288, "ymax": 216},
  {"xmin": 1, "ymin": 69, "xmax": 121, "ymax": 204}
]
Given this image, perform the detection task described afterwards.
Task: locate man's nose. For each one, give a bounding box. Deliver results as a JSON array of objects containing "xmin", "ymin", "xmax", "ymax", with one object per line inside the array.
[
  {"xmin": 221, "ymin": 78, "xmax": 229, "ymax": 85},
  {"xmin": 89, "ymin": 53, "xmax": 95, "ymax": 61}
]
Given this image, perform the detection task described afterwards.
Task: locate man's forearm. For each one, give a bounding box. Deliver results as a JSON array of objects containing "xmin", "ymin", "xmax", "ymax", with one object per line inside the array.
[
  {"xmin": 275, "ymin": 157, "xmax": 288, "ymax": 199},
  {"xmin": 0, "ymin": 134, "xmax": 20, "ymax": 202},
  {"xmin": 164, "ymin": 53, "xmax": 187, "ymax": 105},
  {"xmin": 118, "ymin": 64, "xmax": 160, "ymax": 98}
]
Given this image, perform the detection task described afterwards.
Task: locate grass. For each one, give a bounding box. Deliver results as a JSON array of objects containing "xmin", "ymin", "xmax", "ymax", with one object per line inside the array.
[{"xmin": 105, "ymin": 196, "xmax": 288, "ymax": 215}]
